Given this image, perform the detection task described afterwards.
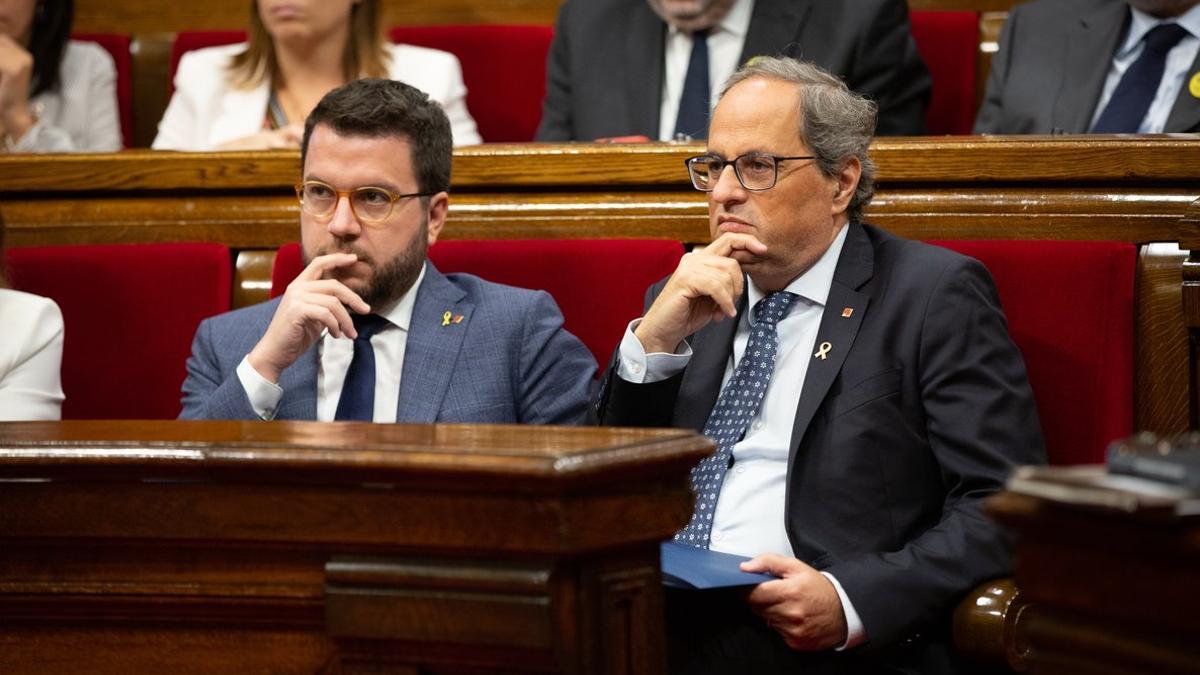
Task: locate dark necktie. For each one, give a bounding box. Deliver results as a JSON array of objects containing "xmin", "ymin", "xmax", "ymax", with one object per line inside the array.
[
  {"xmin": 676, "ymin": 291, "xmax": 799, "ymax": 548},
  {"xmin": 673, "ymin": 29, "xmax": 710, "ymax": 140},
  {"xmin": 1091, "ymin": 23, "xmax": 1190, "ymax": 133},
  {"xmin": 333, "ymin": 313, "xmax": 391, "ymax": 422}
]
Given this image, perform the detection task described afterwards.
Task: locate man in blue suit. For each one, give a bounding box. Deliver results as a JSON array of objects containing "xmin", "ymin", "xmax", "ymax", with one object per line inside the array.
[{"xmin": 180, "ymin": 79, "xmax": 595, "ymax": 424}]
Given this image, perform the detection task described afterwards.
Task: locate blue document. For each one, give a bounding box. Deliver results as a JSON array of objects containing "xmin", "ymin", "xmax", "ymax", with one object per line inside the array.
[{"xmin": 660, "ymin": 542, "xmax": 778, "ymax": 589}]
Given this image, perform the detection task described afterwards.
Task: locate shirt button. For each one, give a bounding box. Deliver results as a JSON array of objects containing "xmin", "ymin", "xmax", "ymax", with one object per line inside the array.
[
  {"xmin": 711, "ymin": 531, "xmax": 724, "ymax": 541},
  {"xmin": 631, "ymin": 362, "xmax": 643, "ymax": 374},
  {"xmin": 753, "ymin": 421, "xmax": 763, "ymax": 430},
  {"xmin": 735, "ymin": 465, "xmax": 746, "ymax": 475}
]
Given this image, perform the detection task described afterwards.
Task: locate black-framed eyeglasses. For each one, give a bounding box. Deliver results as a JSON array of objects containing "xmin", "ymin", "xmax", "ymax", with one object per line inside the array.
[
  {"xmin": 294, "ymin": 180, "xmax": 433, "ymax": 225},
  {"xmin": 684, "ymin": 152, "xmax": 816, "ymax": 192}
]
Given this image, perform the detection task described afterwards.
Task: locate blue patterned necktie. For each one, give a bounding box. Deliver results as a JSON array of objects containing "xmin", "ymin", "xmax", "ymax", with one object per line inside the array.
[
  {"xmin": 676, "ymin": 291, "xmax": 799, "ymax": 548},
  {"xmin": 673, "ymin": 29, "xmax": 710, "ymax": 140},
  {"xmin": 334, "ymin": 313, "xmax": 391, "ymax": 421},
  {"xmin": 1091, "ymin": 23, "xmax": 1189, "ymax": 133}
]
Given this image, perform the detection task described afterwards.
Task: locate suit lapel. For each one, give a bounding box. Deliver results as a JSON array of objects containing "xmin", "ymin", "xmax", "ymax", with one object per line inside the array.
[
  {"xmin": 625, "ymin": 3, "xmax": 667, "ymax": 138},
  {"xmin": 277, "ymin": 346, "xmax": 318, "ymax": 420},
  {"xmin": 675, "ymin": 291, "xmax": 747, "ymax": 432},
  {"xmin": 1055, "ymin": 3, "xmax": 1130, "ymax": 132},
  {"xmin": 1166, "ymin": 49, "xmax": 1200, "ymax": 132},
  {"xmin": 395, "ymin": 264, "xmax": 471, "ymax": 423},
  {"xmin": 787, "ymin": 224, "xmax": 872, "ymax": 464},
  {"xmin": 742, "ymin": 0, "xmax": 811, "ymax": 63}
]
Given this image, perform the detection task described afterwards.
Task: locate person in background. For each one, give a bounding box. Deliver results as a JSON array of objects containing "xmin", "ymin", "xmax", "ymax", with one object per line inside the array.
[
  {"xmin": 0, "ymin": 0, "xmax": 120, "ymax": 152},
  {"xmin": 537, "ymin": 0, "xmax": 930, "ymax": 142},
  {"xmin": 0, "ymin": 213, "xmax": 65, "ymax": 420},
  {"xmin": 975, "ymin": 0, "xmax": 1200, "ymax": 134},
  {"xmin": 153, "ymin": 0, "xmax": 480, "ymax": 150}
]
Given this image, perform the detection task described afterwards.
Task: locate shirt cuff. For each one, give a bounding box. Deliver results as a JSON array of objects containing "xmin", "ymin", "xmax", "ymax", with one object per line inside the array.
[
  {"xmin": 615, "ymin": 318, "xmax": 692, "ymax": 383},
  {"xmin": 236, "ymin": 355, "xmax": 284, "ymax": 420},
  {"xmin": 820, "ymin": 571, "xmax": 867, "ymax": 651}
]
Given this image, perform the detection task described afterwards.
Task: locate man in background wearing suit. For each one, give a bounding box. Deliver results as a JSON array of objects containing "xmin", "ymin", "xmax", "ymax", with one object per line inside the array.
[
  {"xmin": 975, "ymin": 0, "xmax": 1200, "ymax": 134},
  {"xmin": 536, "ymin": 0, "xmax": 931, "ymax": 142},
  {"xmin": 181, "ymin": 78, "xmax": 595, "ymax": 423},
  {"xmin": 595, "ymin": 57, "xmax": 1045, "ymax": 674}
]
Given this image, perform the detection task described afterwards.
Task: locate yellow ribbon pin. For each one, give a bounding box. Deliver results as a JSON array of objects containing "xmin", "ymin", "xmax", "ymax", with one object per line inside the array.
[
  {"xmin": 814, "ymin": 341, "xmax": 832, "ymax": 360},
  {"xmin": 441, "ymin": 311, "xmax": 452, "ymax": 326},
  {"xmin": 1190, "ymin": 72, "xmax": 1200, "ymax": 99}
]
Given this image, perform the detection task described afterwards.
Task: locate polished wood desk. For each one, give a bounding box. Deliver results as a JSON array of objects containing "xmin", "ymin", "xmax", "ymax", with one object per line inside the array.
[
  {"xmin": 0, "ymin": 421, "xmax": 711, "ymax": 674},
  {"xmin": 985, "ymin": 473, "xmax": 1200, "ymax": 674}
]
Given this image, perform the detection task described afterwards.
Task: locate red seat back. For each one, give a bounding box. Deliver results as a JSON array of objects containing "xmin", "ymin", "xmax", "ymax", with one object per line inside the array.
[
  {"xmin": 389, "ymin": 25, "xmax": 553, "ymax": 142},
  {"xmin": 271, "ymin": 240, "xmax": 684, "ymax": 369},
  {"xmin": 71, "ymin": 33, "xmax": 134, "ymax": 148},
  {"xmin": 930, "ymin": 240, "xmax": 1135, "ymax": 465},
  {"xmin": 6, "ymin": 243, "xmax": 232, "ymax": 419},
  {"xmin": 909, "ymin": 11, "xmax": 978, "ymax": 135}
]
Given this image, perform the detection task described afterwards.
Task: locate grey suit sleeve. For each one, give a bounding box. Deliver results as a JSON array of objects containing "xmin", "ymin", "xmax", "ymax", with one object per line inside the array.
[
  {"xmin": 853, "ymin": 0, "xmax": 931, "ymax": 136},
  {"xmin": 535, "ymin": 2, "xmax": 576, "ymax": 141},
  {"xmin": 973, "ymin": 5, "xmax": 1022, "ymax": 134},
  {"xmin": 516, "ymin": 291, "xmax": 597, "ymax": 424},
  {"xmin": 178, "ymin": 317, "xmax": 261, "ymax": 420},
  {"xmin": 827, "ymin": 257, "xmax": 1046, "ymax": 649}
]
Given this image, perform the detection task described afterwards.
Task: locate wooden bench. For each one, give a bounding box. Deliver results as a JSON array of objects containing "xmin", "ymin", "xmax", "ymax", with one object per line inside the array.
[{"xmin": 3, "ymin": 136, "xmax": 1199, "ymax": 670}]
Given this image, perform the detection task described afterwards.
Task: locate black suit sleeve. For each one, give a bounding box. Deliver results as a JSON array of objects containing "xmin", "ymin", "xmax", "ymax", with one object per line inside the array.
[
  {"xmin": 536, "ymin": 1, "xmax": 576, "ymax": 141},
  {"xmin": 851, "ymin": 0, "xmax": 931, "ymax": 136},
  {"xmin": 827, "ymin": 257, "xmax": 1046, "ymax": 648},
  {"xmin": 973, "ymin": 4, "xmax": 1022, "ymax": 134}
]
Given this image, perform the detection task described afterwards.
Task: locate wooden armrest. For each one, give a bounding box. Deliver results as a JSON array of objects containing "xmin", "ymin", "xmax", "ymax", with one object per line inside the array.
[{"xmin": 953, "ymin": 577, "xmax": 1032, "ymax": 672}]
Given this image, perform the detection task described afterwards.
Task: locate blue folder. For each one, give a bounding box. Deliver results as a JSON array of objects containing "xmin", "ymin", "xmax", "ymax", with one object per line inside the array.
[{"xmin": 660, "ymin": 541, "xmax": 778, "ymax": 589}]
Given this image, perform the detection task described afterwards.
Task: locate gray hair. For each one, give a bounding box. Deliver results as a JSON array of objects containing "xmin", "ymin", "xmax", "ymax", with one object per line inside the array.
[{"xmin": 720, "ymin": 57, "xmax": 877, "ymax": 223}]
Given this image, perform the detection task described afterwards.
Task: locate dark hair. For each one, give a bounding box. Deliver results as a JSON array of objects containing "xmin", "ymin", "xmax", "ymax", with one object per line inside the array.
[
  {"xmin": 301, "ymin": 78, "xmax": 452, "ymax": 195},
  {"xmin": 27, "ymin": 0, "xmax": 74, "ymax": 98}
]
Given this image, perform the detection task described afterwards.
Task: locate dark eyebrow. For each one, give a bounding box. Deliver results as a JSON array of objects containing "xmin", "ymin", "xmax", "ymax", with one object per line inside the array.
[{"xmin": 302, "ymin": 175, "xmax": 404, "ymax": 194}]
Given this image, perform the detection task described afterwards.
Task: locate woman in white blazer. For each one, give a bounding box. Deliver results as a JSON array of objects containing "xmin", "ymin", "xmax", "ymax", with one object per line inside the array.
[
  {"xmin": 153, "ymin": 0, "xmax": 480, "ymax": 150},
  {"xmin": 0, "ymin": 0, "xmax": 121, "ymax": 153},
  {"xmin": 0, "ymin": 219, "xmax": 64, "ymax": 420}
]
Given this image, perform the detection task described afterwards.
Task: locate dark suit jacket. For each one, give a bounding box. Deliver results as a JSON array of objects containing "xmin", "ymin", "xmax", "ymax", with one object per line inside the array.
[
  {"xmin": 596, "ymin": 224, "xmax": 1046, "ymax": 668},
  {"xmin": 536, "ymin": 0, "xmax": 931, "ymax": 140},
  {"xmin": 975, "ymin": 0, "xmax": 1200, "ymax": 134},
  {"xmin": 180, "ymin": 262, "xmax": 596, "ymax": 424}
]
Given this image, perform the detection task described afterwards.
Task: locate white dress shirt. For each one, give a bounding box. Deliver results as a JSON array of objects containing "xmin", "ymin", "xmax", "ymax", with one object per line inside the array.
[
  {"xmin": 618, "ymin": 226, "xmax": 866, "ymax": 649},
  {"xmin": 236, "ymin": 266, "xmax": 425, "ymax": 422},
  {"xmin": 1090, "ymin": 4, "xmax": 1200, "ymax": 133},
  {"xmin": 7, "ymin": 41, "xmax": 121, "ymax": 153},
  {"xmin": 658, "ymin": 0, "xmax": 755, "ymax": 141},
  {"xmin": 0, "ymin": 289, "xmax": 65, "ymax": 420}
]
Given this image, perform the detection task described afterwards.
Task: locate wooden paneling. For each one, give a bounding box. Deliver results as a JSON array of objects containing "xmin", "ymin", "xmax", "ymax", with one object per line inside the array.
[{"xmin": 0, "ymin": 421, "xmax": 708, "ymax": 674}]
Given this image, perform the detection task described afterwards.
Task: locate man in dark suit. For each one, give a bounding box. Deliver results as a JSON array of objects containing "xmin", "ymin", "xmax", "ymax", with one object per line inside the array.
[
  {"xmin": 181, "ymin": 79, "xmax": 595, "ymax": 423},
  {"xmin": 536, "ymin": 0, "xmax": 930, "ymax": 141},
  {"xmin": 595, "ymin": 57, "xmax": 1045, "ymax": 673},
  {"xmin": 975, "ymin": 0, "xmax": 1200, "ymax": 134}
]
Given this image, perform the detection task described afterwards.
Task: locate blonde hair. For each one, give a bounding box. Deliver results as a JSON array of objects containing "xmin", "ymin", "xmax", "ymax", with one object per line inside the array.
[{"xmin": 227, "ymin": 0, "xmax": 390, "ymax": 89}]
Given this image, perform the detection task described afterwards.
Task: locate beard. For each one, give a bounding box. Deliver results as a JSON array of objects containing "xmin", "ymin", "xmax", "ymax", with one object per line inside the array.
[
  {"xmin": 646, "ymin": 0, "xmax": 736, "ymax": 31},
  {"xmin": 304, "ymin": 216, "xmax": 428, "ymax": 310},
  {"xmin": 1128, "ymin": 0, "xmax": 1200, "ymax": 16}
]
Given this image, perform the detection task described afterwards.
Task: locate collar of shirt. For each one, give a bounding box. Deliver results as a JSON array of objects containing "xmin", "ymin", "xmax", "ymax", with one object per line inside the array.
[
  {"xmin": 1119, "ymin": 5, "xmax": 1200, "ymax": 57},
  {"xmin": 745, "ymin": 224, "xmax": 849, "ymax": 321},
  {"xmin": 665, "ymin": 0, "xmax": 754, "ymax": 42}
]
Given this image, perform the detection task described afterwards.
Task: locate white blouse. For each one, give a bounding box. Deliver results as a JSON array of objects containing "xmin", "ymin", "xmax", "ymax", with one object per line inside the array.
[
  {"xmin": 0, "ymin": 289, "xmax": 65, "ymax": 420},
  {"xmin": 8, "ymin": 40, "xmax": 121, "ymax": 153}
]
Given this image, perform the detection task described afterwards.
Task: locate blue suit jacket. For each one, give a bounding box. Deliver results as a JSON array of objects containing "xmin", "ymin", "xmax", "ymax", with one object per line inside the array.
[{"xmin": 180, "ymin": 263, "xmax": 596, "ymax": 424}]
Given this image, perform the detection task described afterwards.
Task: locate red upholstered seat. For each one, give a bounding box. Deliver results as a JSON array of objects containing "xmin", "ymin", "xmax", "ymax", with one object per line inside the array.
[
  {"xmin": 930, "ymin": 240, "xmax": 1134, "ymax": 466},
  {"xmin": 271, "ymin": 240, "xmax": 684, "ymax": 370},
  {"xmin": 5, "ymin": 243, "xmax": 232, "ymax": 419},
  {"xmin": 170, "ymin": 26, "xmax": 553, "ymax": 142},
  {"xmin": 909, "ymin": 11, "xmax": 978, "ymax": 135},
  {"xmin": 71, "ymin": 33, "xmax": 134, "ymax": 147},
  {"xmin": 389, "ymin": 25, "xmax": 553, "ymax": 142}
]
